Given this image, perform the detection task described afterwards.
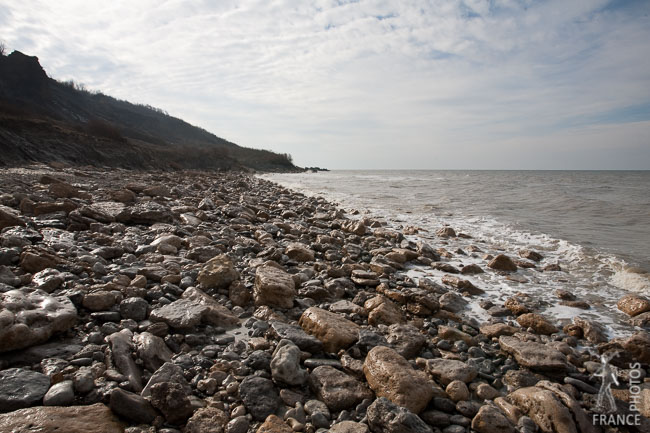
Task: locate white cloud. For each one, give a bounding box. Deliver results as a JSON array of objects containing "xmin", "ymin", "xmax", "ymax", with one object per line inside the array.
[{"xmin": 1, "ymin": 0, "xmax": 648, "ymax": 168}]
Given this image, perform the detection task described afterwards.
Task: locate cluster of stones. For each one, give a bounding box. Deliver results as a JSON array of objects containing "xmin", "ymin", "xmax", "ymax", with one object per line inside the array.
[{"xmin": 0, "ymin": 165, "xmax": 649, "ymax": 433}]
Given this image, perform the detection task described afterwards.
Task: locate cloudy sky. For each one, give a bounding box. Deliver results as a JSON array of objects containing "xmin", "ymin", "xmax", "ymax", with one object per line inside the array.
[{"xmin": 2, "ymin": 0, "xmax": 649, "ymax": 169}]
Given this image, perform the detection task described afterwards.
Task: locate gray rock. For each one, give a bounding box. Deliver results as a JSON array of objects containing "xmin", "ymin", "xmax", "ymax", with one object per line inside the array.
[
  {"xmin": 0, "ymin": 368, "xmax": 51, "ymax": 412},
  {"xmin": 109, "ymin": 388, "xmax": 158, "ymax": 424},
  {"xmin": 43, "ymin": 380, "xmax": 75, "ymax": 406},
  {"xmin": 425, "ymin": 358, "xmax": 478, "ymax": 386},
  {"xmin": 239, "ymin": 376, "xmax": 279, "ymax": 421},
  {"xmin": 271, "ymin": 339, "xmax": 308, "ymax": 386},
  {"xmin": 149, "ymin": 287, "xmax": 238, "ymax": 329},
  {"xmin": 134, "ymin": 332, "xmax": 173, "ymax": 372},
  {"xmin": 73, "ymin": 367, "xmax": 95, "ymax": 394},
  {"xmin": 116, "ymin": 202, "xmax": 173, "ymax": 225},
  {"xmin": 106, "ymin": 329, "xmax": 142, "ymax": 392},
  {"xmin": 141, "ymin": 362, "xmax": 191, "ymax": 398},
  {"xmin": 498, "ymin": 336, "xmax": 568, "ymax": 372},
  {"xmin": 226, "ymin": 416, "xmax": 250, "ymax": 433},
  {"xmin": 0, "ymin": 289, "xmax": 77, "ymax": 352},
  {"xmin": 270, "ymin": 321, "xmax": 323, "ymax": 353},
  {"xmin": 366, "ymin": 397, "xmax": 432, "ymax": 433},
  {"xmin": 120, "ymin": 297, "xmax": 149, "ymax": 321},
  {"xmin": 386, "ymin": 324, "xmax": 426, "ymax": 359}
]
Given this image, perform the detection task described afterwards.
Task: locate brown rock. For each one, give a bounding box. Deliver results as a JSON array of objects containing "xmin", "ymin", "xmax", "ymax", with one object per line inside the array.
[
  {"xmin": 504, "ymin": 297, "xmax": 530, "ymax": 315},
  {"xmin": 488, "ymin": 254, "xmax": 517, "ymax": 272},
  {"xmin": 499, "ymin": 336, "xmax": 568, "ymax": 372},
  {"xmin": 441, "ymin": 275, "xmax": 484, "ymax": 295},
  {"xmin": 480, "ymin": 323, "xmax": 518, "ymax": 338},
  {"xmin": 109, "ymin": 189, "xmax": 136, "ymax": 203},
  {"xmin": 516, "ymin": 313, "xmax": 558, "ymax": 335},
  {"xmin": 330, "ymin": 421, "xmax": 370, "ymax": 433},
  {"xmin": 425, "ymin": 358, "xmax": 477, "ymax": 386},
  {"xmin": 364, "ymin": 295, "xmax": 405, "ymax": 326},
  {"xmin": 471, "ymin": 405, "xmax": 515, "ymax": 433},
  {"xmin": 342, "ymin": 220, "xmax": 366, "ymax": 236},
  {"xmin": 299, "ymin": 307, "xmax": 359, "ymax": 353},
  {"xmin": 519, "ymin": 249, "xmax": 544, "ymax": 262},
  {"xmin": 0, "ymin": 205, "xmax": 25, "ymax": 230},
  {"xmin": 363, "ymin": 346, "xmax": 434, "ymax": 413},
  {"xmin": 436, "ymin": 227, "xmax": 456, "ymax": 237},
  {"xmin": 184, "ymin": 407, "xmax": 228, "ymax": 433},
  {"xmin": 621, "ymin": 331, "xmax": 650, "ymax": 363},
  {"xmin": 438, "ymin": 325, "xmax": 476, "ymax": 346},
  {"xmin": 617, "ymin": 294, "xmax": 650, "ymax": 317},
  {"xmin": 254, "ymin": 264, "xmax": 296, "ymax": 309},
  {"xmin": 285, "ymin": 243, "xmax": 315, "ymax": 262},
  {"xmin": 0, "ymin": 403, "xmax": 123, "ymax": 433},
  {"xmin": 256, "ymin": 414, "xmax": 293, "ymax": 433},
  {"xmin": 310, "ymin": 365, "xmax": 373, "ymax": 412},
  {"xmin": 197, "ymin": 254, "xmax": 239, "ymax": 290},
  {"xmin": 508, "ymin": 387, "xmax": 577, "ymax": 433},
  {"xmin": 19, "ymin": 251, "xmax": 59, "ymax": 273},
  {"xmin": 571, "ymin": 317, "xmax": 607, "ymax": 343}
]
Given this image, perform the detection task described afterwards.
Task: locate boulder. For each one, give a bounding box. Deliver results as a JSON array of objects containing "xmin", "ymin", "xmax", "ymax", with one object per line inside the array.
[
  {"xmin": 0, "ymin": 403, "xmax": 123, "ymax": 433},
  {"xmin": 385, "ymin": 324, "xmax": 426, "ymax": 359},
  {"xmin": 0, "ymin": 205, "xmax": 25, "ymax": 230},
  {"xmin": 150, "ymin": 287, "xmax": 238, "ymax": 329},
  {"xmin": 499, "ymin": 336, "xmax": 568, "ymax": 372},
  {"xmin": 366, "ymin": 397, "xmax": 432, "ymax": 433},
  {"xmin": 271, "ymin": 339, "xmax": 308, "ymax": 386},
  {"xmin": 0, "ymin": 368, "xmax": 50, "ymax": 412},
  {"xmin": 184, "ymin": 407, "xmax": 228, "ymax": 433},
  {"xmin": 508, "ymin": 387, "xmax": 577, "ymax": 433},
  {"xmin": 364, "ymin": 346, "xmax": 434, "ymax": 413},
  {"xmin": 197, "ymin": 254, "xmax": 240, "ymax": 289},
  {"xmin": 471, "ymin": 405, "xmax": 515, "ymax": 433},
  {"xmin": 364, "ymin": 295, "xmax": 405, "ymax": 326},
  {"xmin": 425, "ymin": 359, "xmax": 477, "ymax": 386},
  {"xmin": 149, "ymin": 381, "xmax": 193, "ymax": 425},
  {"xmin": 134, "ymin": 332, "xmax": 173, "ymax": 372},
  {"xmin": 488, "ymin": 254, "xmax": 517, "ymax": 272},
  {"xmin": 116, "ymin": 201, "xmax": 173, "ymax": 225},
  {"xmin": 254, "ymin": 264, "xmax": 296, "ymax": 309},
  {"xmin": 0, "ymin": 288, "xmax": 77, "ymax": 352},
  {"xmin": 285, "ymin": 243, "xmax": 315, "ymax": 262},
  {"xmin": 270, "ymin": 321, "xmax": 323, "ymax": 353},
  {"xmin": 617, "ymin": 294, "xmax": 650, "ymax": 317},
  {"xmin": 142, "ymin": 362, "xmax": 191, "ymax": 398},
  {"xmin": 109, "ymin": 387, "xmax": 158, "ymax": 424},
  {"xmin": 309, "ymin": 365, "xmax": 373, "ymax": 412},
  {"xmin": 516, "ymin": 313, "xmax": 558, "ymax": 335},
  {"xmin": 299, "ymin": 307, "xmax": 359, "ymax": 353}
]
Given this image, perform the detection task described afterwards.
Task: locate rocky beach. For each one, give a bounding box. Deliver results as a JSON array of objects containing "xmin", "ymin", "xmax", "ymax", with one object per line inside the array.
[{"xmin": 0, "ymin": 164, "xmax": 649, "ymax": 433}]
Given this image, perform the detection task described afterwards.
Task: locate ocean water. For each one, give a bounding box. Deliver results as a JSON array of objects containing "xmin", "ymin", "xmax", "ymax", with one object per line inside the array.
[{"xmin": 261, "ymin": 170, "xmax": 650, "ymax": 337}]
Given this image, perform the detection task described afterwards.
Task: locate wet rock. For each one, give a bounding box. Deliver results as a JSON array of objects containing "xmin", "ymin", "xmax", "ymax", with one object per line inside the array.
[
  {"xmin": 83, "ymin": 291, "xmax": 120, "ymax": 311},
  {"xmin": 571, "ymin": 317, "xmax": 607, "ymax": 344},
  {"xmin": 330, "ymin": 421, "xmax": 370, "ymax": 433},
  {"xmin": 366, "ymin": 397, "xmax": 433, "ymax": 433},
  {"xmin": 438, "ymin": 325, "xmax": 475, "ymax": 346},
  {"xmin": 43, "ymin": 380, "xmax": 74, "ymax": 406},
  {"xmin": 183, "ymin": 407, "xmax": 228, "ymax": 433},
  {"xmin": 256, "ymin": 414, "xmax": 293, "ymax": 433},
  {"xmin": 134, "ymin": 331, "xmax": 173, "ymax": 372},
  {"xmin": 142, "ymin": 362, "xmax": 191, "ymax": 397},
  {"xmin": 439, "ymin": 292, "xmax": 468, "ymax": 313},
  {"xmin": 461, "ymin": 264, "xmax": 483, "ymax": 275},
  {"xmin": 488, "ymin": 255, "xmax": 517, "ymax": 272},
  {"xmin": 516, "ymin": 313, "xmax": 558, "ymax": 335},
  {"xmin": 285, "ymin": 243, "xmax": 315, "ymax": 262},
  {"xmin": 107, "ymin": 329, "xmax": 143, "ymax": 392},
  {"xmin": 519, "ymin": 250, "xmax": 543, "ymax": 262},
  {"xmin": 471, "ymin": 405, "xmax": 515, "ymax": 433},
  {"xmin": 364, "ymin": 346, "xmax": 434, "ymax": 413},
  {"xmin": 270, "ymin": 321, "xmax": 323, "ymax": 353},
  {"xmin": 0, "ymin": 368, "xmax": 50, "ymax": 412},
  {"xmin": 119, "ymin": 297, "xmax": 148, "ymax": 321},
  {"xmin": 299, "ymin": 307, "xmax": 359, "ymax": 353},
  {"xmin": 479, "ymin": 323, "xmax": 518, "ymax": 338},
  {"xmin": 149, "ymin": 381, "xmax": 193, "ymax": 425},
  {"xmin": 441, "ymin": 275, "xmax": 484, "ymax": 295},
  {"xmin": 0, "ymin": 289, "xmax": 77, "ymax": 352},
  {"xmin": 271, "ymin": 339, "xmax": 308, "ymax": 386},
  {"xmin": 504, "ymin": 297, "xmax": 530, "ymax": 315},
  {"xmin": 239, "ymin": 376, "xmax": 279, "ymax": 421},
  {"xmin": 309, "ymin": 365, "xmax": 373, "ymax": 412},
  {"xmin": 386, "ymin": 324, "xmax": 426, "ymax": 358},
  {"xmin": 342, "ymin": 220, "xmax": 366, "ymax": 236},
  {"xmin": 197, "ymin": 254, "xmax": 240, "ymax": 290},
  {"xmin": 0, "ymin": 403, "xmax": 124, "ymax": 433},
  {"xmin": 499, "ymin": 336, "xmax": 568, "ymax": 372},
  {"xmin": 437, "ymin": 227, "xmax": 456, "ymax": 238},
  {"xmin": 365, "ymin": 295, "xmax": 405, "ymax": 326},
  {"xmin": 254, "ymin": 264, "xmax": 296, "ymax": 309},
  {"xmin": 617, "ymin": 294, "xmax": 650, "ymax": 317},
  {"xmin": 150, "ymin": 287, "xmax": 238, "ymax": 329},
  {"xmin": 508, "ymin": 387, "xmax": 578, "ymax": 433},
  {"xmin": 425, "ymin": 359, "xmax": 477, "ymax": 386},
  {"xmin": 116, "ymin": 202, "xmax": 173, "ymax": 225},
  {"xmin": 0, "ymin": 205, "xmax": 25, "ymax": 230},
  {"xmin": 445, "ymin": 380, "xmax": 469, "ymax": 402},
  {"xmin": 109, "ymin": 387, "xmax": 158, "ymax": 424}
]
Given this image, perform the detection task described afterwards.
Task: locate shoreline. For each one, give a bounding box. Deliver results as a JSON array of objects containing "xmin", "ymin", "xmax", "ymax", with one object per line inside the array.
[{"xmin": 0, "ymin": 165, "xmax": 649, "ymax": 432}]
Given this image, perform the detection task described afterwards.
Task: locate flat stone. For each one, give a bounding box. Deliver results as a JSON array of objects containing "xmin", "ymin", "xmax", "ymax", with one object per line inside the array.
[
  {"xmin": 0, "ymin": 288, "xmax": 77, "ymax": 352},
  {"xmin": 516, "ymin": 313, "xmax": 558, "ymax": 335},
  {"xmin": 425, "ymin": 359, "xmax": 477, "ymax": 386},
  {"xmin": 270, "ymin": 321, "xmax": 323, "ymax": 353},
  {"xmin": 0, "ymin": 368, "xmax": 51, "ymax": 412},
  {"xmin": 298, "ymin": 307, "xmax": 359, "ymax": 353},
  {"xmin": 309, "ymin": 365, "xmax": 373, "ymax": 412},
  {"xmin": 254, "ymin": 264, "xmax": 296, "ymax": 309},
  {"xmin": 364, "ymin": 346, "xmax": 434, "ymax": 413},
  {"xmin": 479, "ymin": 323, "xmax": 518, "ymax": 338},
  {"xmin": 499, "ymin": 336, "xmax": 568, "ymax": 372},
  {"xmin": 0, "ymin": 403, "xmax": 123, "ymax": 433}
]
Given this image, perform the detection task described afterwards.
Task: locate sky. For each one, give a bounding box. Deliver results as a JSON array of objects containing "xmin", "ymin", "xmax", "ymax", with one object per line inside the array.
[{"xmin": 1, "ymin": 0, "xmax": 649, "ymax": 169}]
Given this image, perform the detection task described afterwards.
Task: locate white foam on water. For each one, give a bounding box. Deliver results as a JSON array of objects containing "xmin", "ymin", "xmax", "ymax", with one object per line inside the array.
[{"xmin": 611, "ymin": 269, "xmax": 650, "ymax": 294}]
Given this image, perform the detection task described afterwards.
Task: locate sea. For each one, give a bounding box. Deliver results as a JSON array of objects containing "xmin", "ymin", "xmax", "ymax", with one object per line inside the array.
[{"xmin": 260, "ymin": 170, "xmax": 650, "ymax": 338}]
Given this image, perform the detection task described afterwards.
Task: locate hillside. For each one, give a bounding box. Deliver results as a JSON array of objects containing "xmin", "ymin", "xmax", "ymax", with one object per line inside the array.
[{"xmin": 0, "ymin": 50, "xmax": 299, "ymax": 171}]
